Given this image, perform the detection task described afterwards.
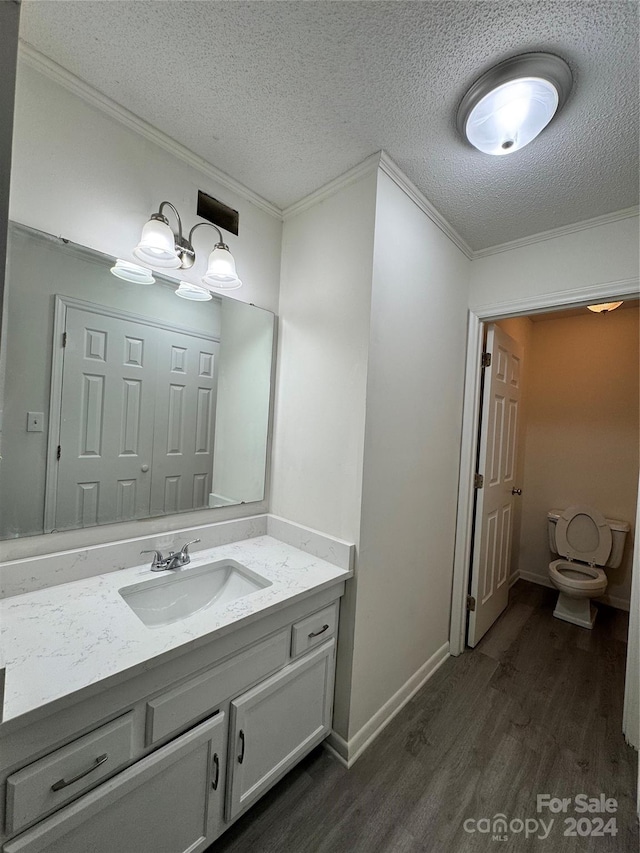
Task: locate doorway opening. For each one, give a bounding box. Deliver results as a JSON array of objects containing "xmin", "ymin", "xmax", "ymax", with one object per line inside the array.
[{"xmin": 450, "ymin": 284, "xmax": 640, "ymax": 753}]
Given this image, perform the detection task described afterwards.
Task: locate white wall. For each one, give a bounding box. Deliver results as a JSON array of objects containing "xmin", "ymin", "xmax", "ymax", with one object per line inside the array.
[
  {"xmin": 347, "ymin": 172, "xmax": 470, "ymax": 738},
  {"xmin": 470, "ymin": 215, "xmax": 639, "ymax": 312},
  {"xmin": 517, "ymin": 308, "xmax": 639, "ymax": 609},
  {"xmin": 270, "ymin": 169, "xmax": 378, "ymax": 737},
  {"xmin": 270, "ymin": 172, "xmax": 377, "ymax": 543},
  {"xmin": 10, "ymin": 62, "xmax": 282, "ymax": 314},
  {"xmin": 212, "ymin": 299, "xmax": 274, "ymax": 504}
]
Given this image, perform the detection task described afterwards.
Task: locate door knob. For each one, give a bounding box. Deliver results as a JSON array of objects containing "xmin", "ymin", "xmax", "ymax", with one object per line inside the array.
[
  {"xmin": 141, "ymin": 464, "xmax": 149, "ymax": 473},
  {"xmin": 512, "ymin": 488, "xmax": 522, "ymax": 496}
]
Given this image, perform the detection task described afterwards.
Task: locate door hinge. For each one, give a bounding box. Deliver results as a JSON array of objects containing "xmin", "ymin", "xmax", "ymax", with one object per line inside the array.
[
  {"xmin": 474, "ymin": 473, "xmax": 484, "ymax": 489},
  {"xmin": 56, "ymin": 445, "xmax": 61, "ymax": 461},
  {"xmin": 467, "ymin": 595, "xmax": 476, "ymax": 612},
  {"xmin": 62, "ymin": 332, "xmax": 67, "ymax": 348},
  {"xmin": 481, "ymin": 352, "xmax": 491, "ymax": 368}
]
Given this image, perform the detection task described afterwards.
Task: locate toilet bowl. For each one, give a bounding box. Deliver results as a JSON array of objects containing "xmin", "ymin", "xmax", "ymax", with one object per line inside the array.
[{"xmin": 547, "ymin": 505, "xmax": 628, "ymax": 629}]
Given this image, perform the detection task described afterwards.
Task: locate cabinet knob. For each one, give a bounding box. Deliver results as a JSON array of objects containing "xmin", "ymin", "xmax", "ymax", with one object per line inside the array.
[{"xmin": 141, "ymin": 464, "xmax": 150, "ymax": 473}]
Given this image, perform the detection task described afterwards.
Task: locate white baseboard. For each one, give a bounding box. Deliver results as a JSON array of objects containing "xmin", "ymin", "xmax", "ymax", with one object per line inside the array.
[
  {"xmin": 324, "ymin": 641, "xmax": 450, "ymax": 768},
  {"xmin": 509, "ymin": 570, "xmax": 520, "ymax": 588},
  {"xmin": 518, "ymin": 569, "xmax": 630, "ymax": 612}
]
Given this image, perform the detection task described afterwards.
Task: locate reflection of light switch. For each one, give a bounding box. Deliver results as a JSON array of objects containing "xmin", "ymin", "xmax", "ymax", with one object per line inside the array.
[{"xmin": 27, "ymin": 412, "xmax": 44, "ymax": 432}]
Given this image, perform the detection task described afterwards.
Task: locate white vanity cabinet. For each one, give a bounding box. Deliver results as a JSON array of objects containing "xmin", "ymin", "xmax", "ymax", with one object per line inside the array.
[
  {"xmin": 226, "ymin": 639, "xmax": 335, "ymax": 820},
  {"xmin": 4, "ymin": 713, "xmax": 227, "ymax": 853},
  {"xmin": 1, "ymin": 592, "xmax": 343, "ymax": 853}
]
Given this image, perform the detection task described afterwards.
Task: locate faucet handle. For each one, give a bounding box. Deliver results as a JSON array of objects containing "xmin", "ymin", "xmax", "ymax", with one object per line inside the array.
[
  {"xmin": 141, "ymin": 549, "xmax": 164, "ymax": 565},
  {"xmin": 180, "ymin": 539, "xmax": 201, "ymax": 557}
]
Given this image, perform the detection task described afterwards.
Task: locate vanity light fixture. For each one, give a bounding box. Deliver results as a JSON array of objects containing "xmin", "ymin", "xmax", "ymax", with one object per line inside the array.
[
  {"xmin": 133, "ymin": 200, "xmax": 242, "ymax": 289},
  {"xmin": 109, "ymin": 259, "xmax": 155, "ymax": 284},
  {"xmin": 587, "ymin": 301, "xmax": 623, "ymax": 314},
  {"xmin": 457, "ymin": 53, "xmax": 572, "ymax": 156},
  {"xmin": 175, "ymin": 281, "xmax": 213, "ymax": 301},
  {"xmin": 190, "ymin": 222, "xmax": 242, "ymax": 290}
]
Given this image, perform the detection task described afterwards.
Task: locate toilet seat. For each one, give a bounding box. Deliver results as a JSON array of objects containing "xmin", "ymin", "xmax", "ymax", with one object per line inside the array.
[
  {"xmin": 555, "ymin": 505, "xmax": 612, "ymax": 567},
  {"xmin": 549, "ymin": 559, "xmax": 607, "ymax": 594}
]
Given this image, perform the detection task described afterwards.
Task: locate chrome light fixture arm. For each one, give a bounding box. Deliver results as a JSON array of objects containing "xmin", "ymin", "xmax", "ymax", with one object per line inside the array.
[{"xmin": 188, "ymin": 221, "xmax": 227, "ymax": 251}]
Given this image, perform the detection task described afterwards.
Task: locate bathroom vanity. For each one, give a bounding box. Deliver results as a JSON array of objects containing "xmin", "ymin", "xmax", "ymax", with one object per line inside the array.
[{"xmin": 0, "ymin": 519, "xmax": 352, "ymax": 852}]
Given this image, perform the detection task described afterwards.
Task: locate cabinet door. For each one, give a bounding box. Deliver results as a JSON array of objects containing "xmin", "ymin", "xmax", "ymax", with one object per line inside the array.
[
  {"xmin": 4, "ymin": 713, "xmax": 226, "ymax": 853},
  {"xmin": 226, "ymin": 639, "xmax": 335, "ymax": 821}
]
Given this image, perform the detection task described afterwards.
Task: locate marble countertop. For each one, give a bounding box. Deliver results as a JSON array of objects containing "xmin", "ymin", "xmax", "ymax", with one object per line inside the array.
[{"xmin": 0, "ymin": 535, "xmax": 351, "ymax": 724}]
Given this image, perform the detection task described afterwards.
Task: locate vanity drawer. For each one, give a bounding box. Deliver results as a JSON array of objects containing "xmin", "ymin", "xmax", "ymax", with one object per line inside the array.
[
  {"xmin": 291, "ymin": 603, "xmax": 338, "ymax": 658},
  {"xmin": 145, "ymin": 629, "xmax": 289, "ymax": 745},
  {"xmin": 5, "ymin": 712, "xmax": 135, "ymax": 835}
]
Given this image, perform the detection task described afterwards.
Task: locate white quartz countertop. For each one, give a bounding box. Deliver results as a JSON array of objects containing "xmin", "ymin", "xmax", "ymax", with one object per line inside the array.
[{"xmin": 0, "ymin": 535, "xmax": 351, "ymax": 724}]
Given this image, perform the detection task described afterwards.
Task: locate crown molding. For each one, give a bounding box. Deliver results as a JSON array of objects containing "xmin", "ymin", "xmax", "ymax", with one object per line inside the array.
[
  {"xmin": 470, "ymin": 276, "xmax": 640, "ymax": 320},
  {"xmin": 281, "ymin": 153, "xmax": 381, "ymax": 221},
  {"xmin": 17, "ymin": 41, "xmax": 282, "ymax": 221},
  {"xmin": 378, "ymin": 152, "xmax": 474, "ymax": 259},
  {"xmin": 474, "ymin": 207, "xmax": 640, "ymax": 259}
]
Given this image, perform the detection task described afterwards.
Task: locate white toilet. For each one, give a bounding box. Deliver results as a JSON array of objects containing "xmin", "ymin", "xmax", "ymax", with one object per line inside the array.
[{"xmin": 547, "ymin": 505, "xmax": 629, "ymax": 629}]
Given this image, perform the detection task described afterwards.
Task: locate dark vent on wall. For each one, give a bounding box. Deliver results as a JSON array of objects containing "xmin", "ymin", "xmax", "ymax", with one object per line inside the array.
[{"xmin": 197, "ymin": 190, "xmax": 239, "ymax": 236}]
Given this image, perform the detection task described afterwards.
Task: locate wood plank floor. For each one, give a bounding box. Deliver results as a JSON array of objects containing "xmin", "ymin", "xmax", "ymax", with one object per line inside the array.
[{"xmin": 208, "ymin": 581, "xmax": 638, "ymax": 852}]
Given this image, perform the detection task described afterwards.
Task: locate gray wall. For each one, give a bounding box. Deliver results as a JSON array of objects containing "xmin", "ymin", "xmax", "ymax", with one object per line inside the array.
[
  {"xmin": 212, "ymin": 299, "xmax": 274, "ymax": 504},
  {"xmin": 0, "ymin": 1, "xmax": 19, "ymax": 321}
]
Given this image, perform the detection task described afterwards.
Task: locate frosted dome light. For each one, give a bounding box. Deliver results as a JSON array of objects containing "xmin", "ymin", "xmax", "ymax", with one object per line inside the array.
[{"xmin": 457, "ymin": 53, "xmax": 572, "ymax": 156}]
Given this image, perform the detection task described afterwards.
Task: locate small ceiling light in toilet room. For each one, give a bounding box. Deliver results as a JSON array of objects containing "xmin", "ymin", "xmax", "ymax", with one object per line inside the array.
[{"xmin": 587, "ymin": 302, "xmax": 624, "ymax": 314}]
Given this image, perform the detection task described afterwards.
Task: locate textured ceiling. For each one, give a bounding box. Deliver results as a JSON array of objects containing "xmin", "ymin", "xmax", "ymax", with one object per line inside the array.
[{"xmin": 19, "ymin": 1, "xmax": 639, "ymax": 250}]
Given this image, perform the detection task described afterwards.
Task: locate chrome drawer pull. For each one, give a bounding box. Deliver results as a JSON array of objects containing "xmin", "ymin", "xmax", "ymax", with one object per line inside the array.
[
  {"xmin": 51, "ymin": 753, "xmax": 108, "ymax": 791},
  {"xmin": 308, "ymin": 623, "xmax": 330, "ymax": 638}
]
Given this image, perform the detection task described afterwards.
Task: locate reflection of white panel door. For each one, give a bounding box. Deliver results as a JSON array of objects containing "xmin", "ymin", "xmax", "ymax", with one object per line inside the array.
[
  {"xmin": 150, "ymin": 330, "xmax": 219, "ymax": 516},
  {"xmin": 56, "ymin": 309, "xmax": 156, "ymax": 530},
  {"xmin": 468, "ymin": 325, "xmax": 523, "ymax": 647}
]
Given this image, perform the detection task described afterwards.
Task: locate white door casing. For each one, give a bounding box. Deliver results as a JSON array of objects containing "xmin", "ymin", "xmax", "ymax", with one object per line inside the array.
[{"xmin": 467, "ymin": 324, "xmax": 523, "ymax": 647}]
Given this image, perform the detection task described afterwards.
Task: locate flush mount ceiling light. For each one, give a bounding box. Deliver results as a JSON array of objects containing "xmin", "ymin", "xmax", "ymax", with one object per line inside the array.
[
  {"xmin": 457, "ymin": 53, "xmax": 572, "ymax": 156},
  {"xmin": 175, "ymin": 281, "xmax": 213, "ymax": 301},
  {"xmin": 587, "ymin": 301, "xmax": 623, "ymax": 314},
  {"xmin": 132, "ymin": 200, "xmax": 242, "ymax": 289},
  {"xmin": 110, "ymin": 259, "xmax": 155, "ymax": 284}
]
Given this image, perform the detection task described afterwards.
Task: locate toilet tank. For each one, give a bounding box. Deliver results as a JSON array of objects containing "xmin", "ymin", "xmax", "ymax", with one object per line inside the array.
[{"xmin": 547, "ymin": 509, "xmax": 630, "ymax": 568}]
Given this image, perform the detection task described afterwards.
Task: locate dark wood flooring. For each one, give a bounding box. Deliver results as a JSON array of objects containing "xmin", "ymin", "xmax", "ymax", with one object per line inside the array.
[{"xmin": 208, "ymin": 581, "xmax": 638, "ymax": 852}]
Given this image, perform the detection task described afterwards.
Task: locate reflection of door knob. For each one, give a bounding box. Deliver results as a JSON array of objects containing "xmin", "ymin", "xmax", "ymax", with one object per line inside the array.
[
  {"xmin": 512, "ymin": 488, "xmax": 522, "ymax": 496},
  {"xmin": 141, "ymin": 464, "xmax": 149, "ymax": 473}
]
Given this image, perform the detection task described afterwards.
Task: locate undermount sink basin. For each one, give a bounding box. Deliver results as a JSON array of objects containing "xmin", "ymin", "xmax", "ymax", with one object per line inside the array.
[{"xmin": 119, "ymin": 559, "xmax": 271, "ymax": 627}]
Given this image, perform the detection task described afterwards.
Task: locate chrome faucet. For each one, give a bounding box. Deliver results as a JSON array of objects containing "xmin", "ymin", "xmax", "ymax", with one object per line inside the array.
[{"xmin": 141, "ymin": 539, "xmax": 201, "ymax": 572}]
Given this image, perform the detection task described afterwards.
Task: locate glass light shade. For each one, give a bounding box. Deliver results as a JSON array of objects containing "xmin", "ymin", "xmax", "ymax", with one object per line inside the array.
[
  {"xmin": 133, "ymin": 218, "xmax": 181, "ymax": 268},
  {"xmin": 175, "ymin": 281, "xmax": 213, "ymax": 301},
  {"xmin": 465, "ymin": 77, "xmax": 559, "ymax": 155},
  {"xmin": 587, "ymin": 302, "xmax": 623, "ymax": 314},
  {"xmin": 110, "ymin": 259, "xmax": 155, "ymax": 284},
  {"xmin": 202, "ymin": 245, "xmax": 242, "ymax": 289}
]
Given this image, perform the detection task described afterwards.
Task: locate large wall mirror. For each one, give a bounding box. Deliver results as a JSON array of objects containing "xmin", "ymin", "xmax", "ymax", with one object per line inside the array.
[{"xmin": 0, "ymin": 223, "xmax": 275, "ymax": 539}]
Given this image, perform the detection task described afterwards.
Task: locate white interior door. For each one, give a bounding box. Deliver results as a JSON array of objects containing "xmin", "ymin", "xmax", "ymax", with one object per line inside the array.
[
  {"xmin": 55, "ymin": 308, "xmax": 157, "ymax": 530},
  {"xmin": 150, "ymin": 330, "xmax": 219, "ymax": 516},
  {"xmin": 467, "ymin": 324, "xmax": 523, "ymax": 646}
]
